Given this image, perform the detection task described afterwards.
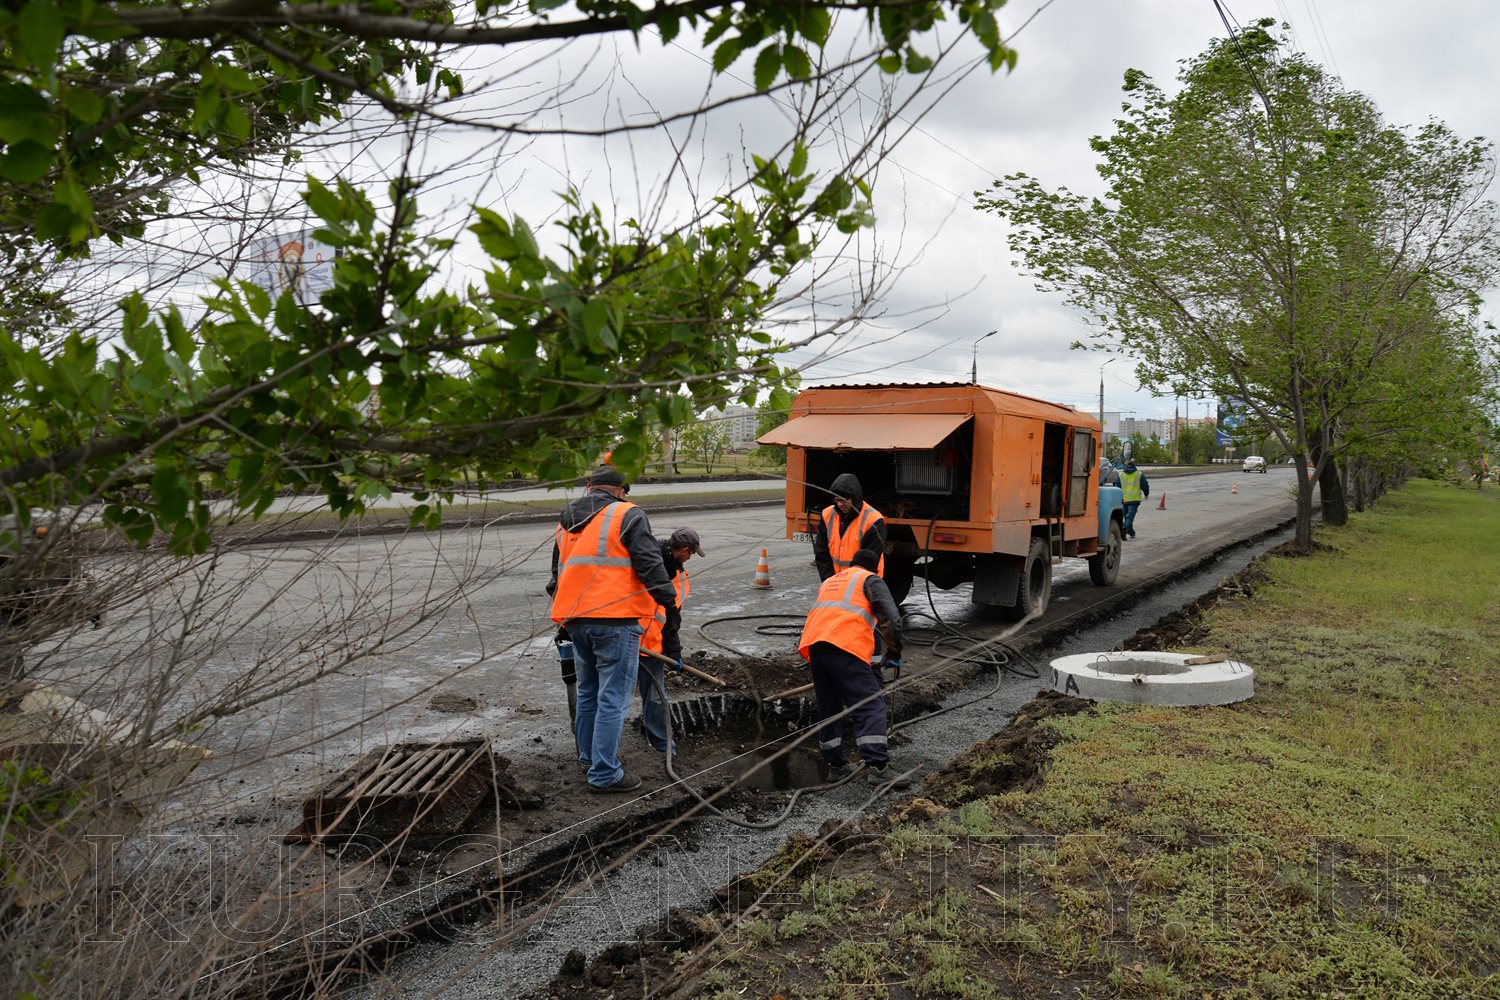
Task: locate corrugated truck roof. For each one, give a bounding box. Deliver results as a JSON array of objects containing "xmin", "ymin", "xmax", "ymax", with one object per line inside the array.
[{"xmin": 790, "ymin": 382, "xmax": 1093, "ymax": 428}]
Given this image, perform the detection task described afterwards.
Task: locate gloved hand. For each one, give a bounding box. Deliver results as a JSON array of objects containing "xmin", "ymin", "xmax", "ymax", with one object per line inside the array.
[
  {"xmin": 555, "ymin": 625, "xmax": 571, "ymax": 645},
  {"xmin": 880, "ymin": 657, "xmax": 902, "ymax": 679},
  {"xmin": 668, "ymin": 656, "xmax": 684, "ymax": 673},
  {"xmin": 661, "ymin": 633, "xmax": 683, "ymax": 663}
]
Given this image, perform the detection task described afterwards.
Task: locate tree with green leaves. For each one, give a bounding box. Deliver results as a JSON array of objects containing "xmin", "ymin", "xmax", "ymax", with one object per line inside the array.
[
  {"xmin": 1, "ymin": 0, "xmax": 1019, "ymax": 554},
  {"xmin": 753, "ymin": 370, "xmax": 801, "ymax": 468},
  {"xmin": 678, "ymin": 410, "xmax": 733, "ymax": 473},
  {"xmin": 979, "ymin": 20, "xmax": 1500, "ymax": 550},
  {"xmin": 0, "ymin": 1, "xmax": 1025, "ymax": 990}
]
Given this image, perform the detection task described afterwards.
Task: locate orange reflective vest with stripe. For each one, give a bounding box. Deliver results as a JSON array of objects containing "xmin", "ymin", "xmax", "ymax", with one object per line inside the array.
[
  {"xmin": 822, "ymin": 504, "xmax": 885, "ymax": 576},
  {"xmin": 550, "ymin": 501, "xmax": 658, "ymax": 623},
  {"xmin": 798, "ymin": 567, "xmax": 880, "ymax": 663},
  {"xmin": 640, "ymin": 569, "xmax": 689, "ymax": 656}
]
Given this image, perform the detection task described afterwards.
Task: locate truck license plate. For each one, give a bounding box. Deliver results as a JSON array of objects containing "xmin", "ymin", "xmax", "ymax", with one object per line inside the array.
[{"xmin": 791, "ymin": 531, "xmax": 815, "ymax": 543}]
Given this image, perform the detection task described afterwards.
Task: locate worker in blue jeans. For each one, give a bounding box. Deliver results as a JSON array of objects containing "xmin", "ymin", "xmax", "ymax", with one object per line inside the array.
[
  {"xmin": 568, "ymin": 620, "xmax": 647, "ymax": 785},
  {"xmin": 548, "ymin": 464, "xmax": 678, "ymax": 794},
  {"xmin": 1119, "ymin": 459, "xmax": 1150, "ymax": 539}
]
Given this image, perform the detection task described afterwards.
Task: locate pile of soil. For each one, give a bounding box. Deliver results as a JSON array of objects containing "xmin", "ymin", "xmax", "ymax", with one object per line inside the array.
[{"xmin": 667, "ymin": 651, "xmax": 811, "ymax": 702}]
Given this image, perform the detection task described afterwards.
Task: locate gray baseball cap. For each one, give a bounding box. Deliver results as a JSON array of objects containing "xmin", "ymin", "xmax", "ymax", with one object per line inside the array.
[{"xmin": 669, "ymin": 527, "xmax": 705, "ymax": 555}]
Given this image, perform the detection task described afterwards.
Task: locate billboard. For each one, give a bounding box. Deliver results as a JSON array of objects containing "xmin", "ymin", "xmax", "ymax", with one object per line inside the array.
[
  {"xmin": 1216, "ymin": 398, "xmax": 1247, "ymax": 447},
  {"xmin": 242, "ymin": 231, "xmax": 336, "ymax": 305}
]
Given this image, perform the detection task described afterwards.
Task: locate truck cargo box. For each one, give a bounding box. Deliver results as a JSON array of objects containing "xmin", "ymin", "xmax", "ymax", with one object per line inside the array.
[{"xmin": 760, "ymin": 382, "xmax": 1124, "ymax": 616}]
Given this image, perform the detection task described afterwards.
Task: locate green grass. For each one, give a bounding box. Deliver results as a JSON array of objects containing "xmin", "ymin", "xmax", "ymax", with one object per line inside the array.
[{"xmin": 678, "ymin": 480, "xmax": 1500, "ymax": 999}]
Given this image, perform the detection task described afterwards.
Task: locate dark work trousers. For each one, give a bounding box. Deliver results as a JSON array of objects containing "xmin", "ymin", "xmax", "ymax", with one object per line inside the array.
[{"xmin": 807, "ymin": 641, "xmax": 889, "ymax": 767}]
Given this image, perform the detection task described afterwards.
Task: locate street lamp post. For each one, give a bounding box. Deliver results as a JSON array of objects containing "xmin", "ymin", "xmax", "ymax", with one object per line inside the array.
[
  {"xmin": 1098, "ymin": 358, "xmax": 1117, "ymax": 440},
  {"xmin": 971, "ymin": 329, "xmax": 997, "ymax": 384}
]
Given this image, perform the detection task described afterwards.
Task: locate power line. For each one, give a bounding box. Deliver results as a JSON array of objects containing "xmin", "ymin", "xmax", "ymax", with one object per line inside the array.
[{"xmin": 1302, "ymin": 0, "xmax": 1341, "ymax": 78}]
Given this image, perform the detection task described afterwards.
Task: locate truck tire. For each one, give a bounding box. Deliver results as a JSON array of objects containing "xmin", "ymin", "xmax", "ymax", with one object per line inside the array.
[
  {"xmin": 883, "ymin": 556, "xmax": 915, "ymax": 604},
  {"xmin": 1088, "ymin": 520, "xmax": 1122, "ymax": 586},
  {"xmin": 1003, "ymin": 537, "xmax": 1052, "ymax": 621}
]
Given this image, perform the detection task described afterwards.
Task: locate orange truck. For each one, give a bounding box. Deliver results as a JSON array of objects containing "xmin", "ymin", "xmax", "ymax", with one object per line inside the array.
[{"xmin": 758, "ymin": 382, "xmax": 1125, "ymax": 618}]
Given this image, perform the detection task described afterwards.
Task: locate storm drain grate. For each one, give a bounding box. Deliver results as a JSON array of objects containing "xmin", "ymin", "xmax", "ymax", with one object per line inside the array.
[{"xmin": 289, "ymin": 738, "xmax": 492, "ymax": 844}]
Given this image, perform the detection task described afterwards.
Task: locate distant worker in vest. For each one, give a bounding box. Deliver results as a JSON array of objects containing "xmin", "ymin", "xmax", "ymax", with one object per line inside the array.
[
  {"xmin": 1119, "ymin": 458, "xmax": 1151, "ymax": 539},
  {"xmin": 547, "ymin": 463, "xmax": 679, "ymax": 793},
  {"xmin": 799, "ymin": 548, "xmax": 909, "ymax": 787},
  {"xmin": 637, "ymin": 526, "xmax": 703, "ymax": 753},
  {"xmin": 813, "ymin": 473, "xmax": 887, "ymax": 581}
]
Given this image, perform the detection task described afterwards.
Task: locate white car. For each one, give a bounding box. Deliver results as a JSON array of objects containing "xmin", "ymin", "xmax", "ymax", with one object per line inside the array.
[{"xmin": 1242, "ymin": 455, "xmax": 1267, "ymax": 473}]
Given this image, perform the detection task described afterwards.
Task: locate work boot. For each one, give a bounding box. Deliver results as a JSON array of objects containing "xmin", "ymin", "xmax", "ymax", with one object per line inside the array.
[
  {"xmin": 825, "ymin": 762, "xmax": 855, "ymax": 781},
  {"xmin": 864, "ymin": 765, "xmax": 912, "ymax": 789},
  {"xmin": 590, "ymin": 771, "xmax": 643, "ymax": 794}
]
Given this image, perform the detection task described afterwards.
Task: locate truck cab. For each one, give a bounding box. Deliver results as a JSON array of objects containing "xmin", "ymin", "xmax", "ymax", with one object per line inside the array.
[{"xmin": 759, "ymin": 383, "xmax": 1125, "ymax": 618}]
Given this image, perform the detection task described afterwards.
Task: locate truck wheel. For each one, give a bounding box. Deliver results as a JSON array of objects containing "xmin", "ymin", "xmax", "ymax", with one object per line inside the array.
[
  {"xmin": 883, "ymin": 556, "xmax": 915, "ymax": 604},
  {"xmin": 1003, "ymin": 537, "xmax": 1052, "ymax": 621},
  {"xmin": 1088, "ymin": 520, "xmax": 1122, "ymax": 586}
]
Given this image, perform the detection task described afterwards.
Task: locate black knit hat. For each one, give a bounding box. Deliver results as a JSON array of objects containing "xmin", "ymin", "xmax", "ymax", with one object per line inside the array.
[
  {"xmin": 851, "ymin": 548, "xmax": 880, "ymax": 571},
  {"xmin": 587, "ymin": 464, "xmax": 626, "ymax": 488}
]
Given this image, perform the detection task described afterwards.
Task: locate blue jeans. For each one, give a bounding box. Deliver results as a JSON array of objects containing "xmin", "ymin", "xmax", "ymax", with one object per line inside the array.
[
  {"xmin": 637, "ymin": 658, "xmax": 673, "ymax": 752},
  {"xmin": 568, "ymin": 622, "xmax": 644, "ymax": 788},
  {"xmin": 1123, "ymin": 501, "xmax": 1141, "ymax": 537}
]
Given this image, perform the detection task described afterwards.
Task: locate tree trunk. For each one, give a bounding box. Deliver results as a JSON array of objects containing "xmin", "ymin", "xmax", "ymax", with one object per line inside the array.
[
  {"xmin": 1319, "ymin": 455, "xmax": 1348, "ymax": 526},
  {"xmin": 1294, "ymin": 462, "xmax": 1316, "ymax": 551},
  {"xmin": 1350, "ymin": 456, "xmax": 1368, "ymax": 513}
]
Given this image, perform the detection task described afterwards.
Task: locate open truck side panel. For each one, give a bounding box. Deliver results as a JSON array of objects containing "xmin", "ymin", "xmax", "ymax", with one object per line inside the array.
[{"xmin": 759, "ymin": 383, "xmax": 1125, "ymax": 616}]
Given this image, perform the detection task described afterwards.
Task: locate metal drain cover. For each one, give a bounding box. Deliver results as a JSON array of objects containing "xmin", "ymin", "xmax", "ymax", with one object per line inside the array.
[{"xmin": 290, "ymin": 738, "xmax": 492, "ymax": 843}]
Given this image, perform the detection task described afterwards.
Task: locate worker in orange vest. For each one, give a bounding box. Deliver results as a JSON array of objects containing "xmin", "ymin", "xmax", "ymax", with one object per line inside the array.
[
  {"xmin": 547, "ymin": 464, "xmax": 678, "ymax": 793},
  {"xmin": 636, "ymin": 526, "xmax": 703, "ymax": 753},
  {"xmin": 798, "ymin": 548, "xmax": 908, "ymax": 787},
  {"xmin": 813, "ymin": 474, "xmax": 887, "ymax": 580}
]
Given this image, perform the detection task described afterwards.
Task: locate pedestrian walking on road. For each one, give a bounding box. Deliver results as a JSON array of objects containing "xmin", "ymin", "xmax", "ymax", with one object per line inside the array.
[
  {"xmin": 813, "ymin": 474, "xmax": 887, "ymax": 580},
  {"xmin": 636, "ymin": 527, "xmax": 703, "ymax": 753},
  {"xmin": 1119, "ymin": 459, "xmax": 1150, "ymax": 539},
  {"xmin": 1101, "ymin": 458, "xmax": 1121, "ymax": 488},
  {"xmin": 799, "ymin": 548, "xmax": 909, "ymax": 787},
  {"xmin": 547, "ymin": 464, "xmax": 679, "ymax": 793}
]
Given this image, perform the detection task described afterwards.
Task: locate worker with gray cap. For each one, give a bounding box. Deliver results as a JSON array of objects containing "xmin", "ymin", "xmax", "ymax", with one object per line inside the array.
[
  {"xmin": 548, "ymin": 463, "xmax": 678, "ymax": 793},
  {"xmin": 636, "ymin": 526, "xmax": 704, "ymax": 752}
]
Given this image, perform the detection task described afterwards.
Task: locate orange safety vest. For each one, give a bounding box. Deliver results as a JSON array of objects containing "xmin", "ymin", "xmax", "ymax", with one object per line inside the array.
[
  {"xmin": 799, "ymin": 567, "xmax": 880, "ymax": 663},
  {"xmin": 822, "ymin": 503, "xmax": 885, "ymax": 576},
  {"xmin": 640, "ymin": 569, "xmax": 689, "ymax": 656},
  {"xmin": 550, "ymin": 501, "xmax": 658, "ymax": 623}
]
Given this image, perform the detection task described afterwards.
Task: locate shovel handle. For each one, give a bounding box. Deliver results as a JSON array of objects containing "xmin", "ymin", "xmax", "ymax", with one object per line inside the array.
[
  {"xmin": 642, "ymin": 648, "xmax": 727, "ymax": 687},
  {"xmin": 763, "ymin": 681, "xmax": 814, "ymax": 702}
]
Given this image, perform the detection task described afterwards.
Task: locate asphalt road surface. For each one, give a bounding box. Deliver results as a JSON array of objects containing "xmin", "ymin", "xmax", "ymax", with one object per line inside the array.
[{"xmin": 40, "ymin": 467, "xmax": 1300, "ymax": 842}]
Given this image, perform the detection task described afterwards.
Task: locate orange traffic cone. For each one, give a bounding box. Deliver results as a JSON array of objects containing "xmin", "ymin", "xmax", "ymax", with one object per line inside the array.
[
  {"xmin": 1157, "ymin": 492, "xmax": 1166, "ymax": 510},
  {"xmin": 1231, "ymin": 482, "xmax": 1239, "ymax": 495},
  {"xmin": 752, "ymin": 548, "xmax": 772, "ymax": 589}
]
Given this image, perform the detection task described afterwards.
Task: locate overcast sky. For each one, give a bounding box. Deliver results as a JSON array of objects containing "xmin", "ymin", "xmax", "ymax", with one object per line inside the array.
[
  {"xmin": 754, "ymin": 0, "xmax": 1499, "ymax": 422},
  {"xmin": 130, "ymin": 1, "xmax": 1498, "ymax": 429}
]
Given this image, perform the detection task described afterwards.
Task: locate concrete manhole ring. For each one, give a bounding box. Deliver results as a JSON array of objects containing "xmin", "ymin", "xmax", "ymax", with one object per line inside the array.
[{"xmin": 1048, "ymin": 652, "xmax": 1254, "ymax": 706}]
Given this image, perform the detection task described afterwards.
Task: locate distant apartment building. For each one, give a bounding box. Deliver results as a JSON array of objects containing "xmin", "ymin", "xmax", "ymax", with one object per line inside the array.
[
  {"xmin": 704, "ymin": 404, "xmax": 761, "ymax": 450},
  {"xmin": 1122, "ymin": 416, "xmax": 1171, "ymax": 442}
]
